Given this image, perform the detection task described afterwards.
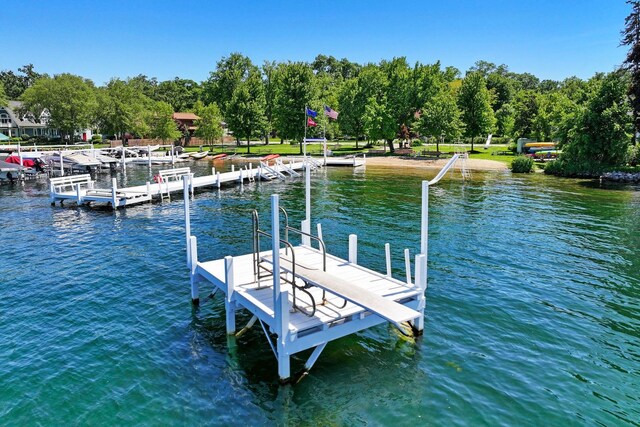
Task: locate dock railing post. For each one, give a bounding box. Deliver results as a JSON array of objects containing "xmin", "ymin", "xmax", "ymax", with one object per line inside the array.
[
  {"xmin": 183, "ymin": 175, "xmax": 191, "ymax": 267},
  {"xmin": 76, "ymin": 183, "xmax": 82, "ymax": 205},
  {"xmin": 349, "ymin": 234, "xmax": 358, "ymax": 264},
  {"xmin": 171, "ymin": 143, "xmax": 175, "ymax": 165},
  {"xmin": 385, "ymin": 243, "xmax": 392, "ymax": 277},
  {"xmin": 420, "ymin": 181, "xmax": 429, "ymax": 291},
  {"xmin": 60, "ymin": 151, "xmax": 64, "ymax": 177},
  {"xmin": 216, "ymin": 172, "xmax": 221, "ymax": 189},
  {"xmin": 317, "ymin": 223, "xmax": 323, "ymax": 242},
  {"xmin": 189, "ymin": 236, "xmax": 199, "ymax": 305},
  {"xmin": 147, "ymin": 145, "xmax": 152, "ymax": 168},
  {"xmin": 111, "ymin": 177, "xmax": 118, "ymax": 209},
  {"xmin": 302, "ymin": 163, "xmax": 311, "ymax": 245},
  {"xmin": 413, "ymin": 253, "xmax": 426, "ymax": 333},
  {"xmin": 224, "ymin": 256, "xmax": 236, "ymax": 334},
  {"xmin": 271, "ymin": 194, "xmax": 290, "ymax": 381},
  {"xmin": 404, "ymin": 248, "xmax": 412, "ymax": 285}
]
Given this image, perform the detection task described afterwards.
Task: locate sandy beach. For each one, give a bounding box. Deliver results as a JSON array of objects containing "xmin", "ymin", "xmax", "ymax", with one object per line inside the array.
[{"xmin": 362, "ymin": 156, "xmax": 508, "ymax": 171}]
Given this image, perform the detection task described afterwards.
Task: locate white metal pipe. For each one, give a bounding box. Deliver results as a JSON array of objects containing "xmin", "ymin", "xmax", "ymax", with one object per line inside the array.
[
  {"xmin": 348, "ymin": 234, "xmax": 357, "ymax": 264},
  {"xmin": 224, "ymin": 255, "xmax": 236, "ymax": 334},
  {"xmin": 147, "ymin": 145, "xmax": 151, "ymax": 168},
  {"xmin": 60, "ymin": 151, "xmax": 64, "ymax": 176},
  {"xmin": 189, "ymin": 235, "xmax": 199, "ymax": 304},
  {"xmin": 385, "ymin": 243, "xmax": 392, "ymax": 277},
  {"xmin": 111, "ymin": 177, "xmax": 117, "ymax": 208},
  {"xmin": 171, "ymin": 143, "xmax": 175, "ymax": 165},
  {"xmin": 305, "ymin": 162, "xmax": 311, "ymax": 223},
  {"xmin": 317, "ymin": 223, "xmax": 323, "ymax": 242},
  {"xmin": 404, "ymin": 248, "xmax": 412, "ymax": 285},
  {"xmin": 183, "ymin": 175, "xmax": 191, "ymax": 267},
  {"xmin": 271, "ymin": 194, "xmax": 281, "ymax": 302}
]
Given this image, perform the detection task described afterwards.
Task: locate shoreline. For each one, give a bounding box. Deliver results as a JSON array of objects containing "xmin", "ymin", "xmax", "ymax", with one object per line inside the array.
[{"xmin": 229, "ymin": 154, "xmax": 509, "ymax": 172}]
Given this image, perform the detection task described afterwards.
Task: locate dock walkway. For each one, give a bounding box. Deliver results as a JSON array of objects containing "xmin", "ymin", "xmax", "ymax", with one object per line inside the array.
[{"xmin": 49, "ymin": 159, "xmax": 319, "ymax": 208}]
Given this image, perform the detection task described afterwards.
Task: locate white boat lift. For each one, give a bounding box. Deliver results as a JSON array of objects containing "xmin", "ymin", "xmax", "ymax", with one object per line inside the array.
[{"xmin": 185, "ymin": 154, "xmax": 464, "ymax": 382}]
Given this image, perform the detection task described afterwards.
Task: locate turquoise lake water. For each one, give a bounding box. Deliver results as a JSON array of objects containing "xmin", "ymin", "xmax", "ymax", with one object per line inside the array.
[{"xmin": 1, "ymin": 162, "xmax": 639, "ymax": 425}]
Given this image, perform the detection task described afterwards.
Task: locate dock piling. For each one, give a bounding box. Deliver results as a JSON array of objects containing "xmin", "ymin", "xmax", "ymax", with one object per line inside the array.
[
  {"xmin": 111, "ymin": 178, "xmax": 117, "ymax": 209},
  {"xmin": 404, "ymin": 249, "xmax": 412, "ymax": 285},
  {"xmin": 349, "ymin": 234, "xmax": 358, "ymax": 264},
  {"xmin": 189, "ymin": 236, "xmax": 199, "ymax": 305},
  {"xmin": 225, "ymin": 256, "xmax": 236, "ymax": 334},
  {"xmin": 385, "ymin": 243, "xmax": 392, "ymax": 277}
]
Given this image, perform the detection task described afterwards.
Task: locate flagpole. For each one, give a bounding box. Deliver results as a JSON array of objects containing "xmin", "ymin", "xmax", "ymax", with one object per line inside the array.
[
  {"xmin": 323, "ymin": 115, "xmax": 327, "ymax": 166},
  {"xmin": 303, "ymin": 106, "xmax": 307, "ymax": 157}
]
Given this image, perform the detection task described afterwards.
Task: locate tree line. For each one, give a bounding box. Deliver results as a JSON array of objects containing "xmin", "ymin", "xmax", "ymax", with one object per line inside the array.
[{"xmin": 1, "ymin": 36, "xmax": 638, "ymax": 174}]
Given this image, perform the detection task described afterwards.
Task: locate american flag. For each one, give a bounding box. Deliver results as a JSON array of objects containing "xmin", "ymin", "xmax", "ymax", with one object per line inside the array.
[{"xmin": 324, "ymin": 105, "xmax": 339, "ymax": 120}]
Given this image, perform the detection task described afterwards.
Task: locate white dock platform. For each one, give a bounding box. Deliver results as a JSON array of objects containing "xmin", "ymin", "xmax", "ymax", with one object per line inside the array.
[
  {"xmin": 48, "ymin": 158, "xmax": 323, "ymax": 209},
  {"xmin": 195, "ymin": 246, "xmax": 421, "ymax": 339},
  {"xmin": 186, "ymin": 192, "xmax": 428, "ymax": 383}
]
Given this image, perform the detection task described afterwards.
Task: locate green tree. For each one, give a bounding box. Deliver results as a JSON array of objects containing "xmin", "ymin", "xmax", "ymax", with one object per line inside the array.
[
  {"xmin": 194, "ymin": 103, "xmax": 224, "ymax": 147},
  {"xmin": 560, "ymin": 71, "xmax": 631, "ymax": 172},
  {"xmin": 96, "ymin": 78, "xmax": 151, "ymax": 139},
  {"xmin": 621, "ymin": 0, "xmax": 640, "ymax": 141},
  {"xmin": 363, "ymin": 95, "xmax": 396, "ymax": 146},
  {"xmin": 226, "ymin": 70, "xmax": 267, "ymax": 153},
  {"xmin": 155, "ymin": 78, "xmax": 201, "ymax": 112},
  {"xmin": 458, "ymin": 72, "xmax": 496, "ymax": 151},
  {"xmin": 513, "ymin": 90, "xmax": 540, "ymax": 140},
  {"xmin": 0, "ymin": 82, "xmax": 7, "ymax": 107},
  {"xmin": 417, "ymin": 88, "xmax": 464, "ymax": 145},
  {"xmin": 21, "ymin": 73, "xmax": 97, "ymax": 142},
  {"xmin": 203, "ymin": 53, "xmax": 255, "ymax": 116},
  {"xmin": 273, "ymin": 62, "xmax": 316, "ymax": 153},
  {"xmin": 0, "ymin": 64, "xmax": 46, "ymax": 100},
  {"xmin": 380, "ymin": 57, "xmax": 413, "ymax": 152},
  {"xmin": 262, "ymin": 60, "xmax": 277, "ymax": 144},
  {"xmin": 147, "ymin": 101, "xmax": 181, "ymax": 143},
  {"xmin": 495, "ymin": 103, "xmax": 515, "ymax": 138}
]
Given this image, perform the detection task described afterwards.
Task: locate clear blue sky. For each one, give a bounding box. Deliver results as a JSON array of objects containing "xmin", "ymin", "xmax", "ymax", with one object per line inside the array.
[{"xmin": 3, "ymin": 0, "xmax": 630, "ymax": 85}]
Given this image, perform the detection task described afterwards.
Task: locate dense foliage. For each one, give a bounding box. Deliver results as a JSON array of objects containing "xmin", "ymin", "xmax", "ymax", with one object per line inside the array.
[
  {"xmin": 511, "ymin": 156, "xmax": 534, "ymax": 173},
  {"xmin": 3, "ymin": 9, "xmax": 638, "ymax": 176}
]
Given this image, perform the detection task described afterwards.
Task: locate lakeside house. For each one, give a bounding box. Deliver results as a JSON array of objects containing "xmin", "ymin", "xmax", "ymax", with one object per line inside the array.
[
  {"xmin": 0, "ymin": 100, "xmax": 94, "ymax": 142},
  {"xmin": 0, "ymin": 101, "xmax": 60, "ymax": 140}
]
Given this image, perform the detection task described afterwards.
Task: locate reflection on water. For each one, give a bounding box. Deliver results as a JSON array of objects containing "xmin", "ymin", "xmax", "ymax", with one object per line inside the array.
[{"xmin": 0, "ymin": 161, "xmax": 638, "ymax": 425}]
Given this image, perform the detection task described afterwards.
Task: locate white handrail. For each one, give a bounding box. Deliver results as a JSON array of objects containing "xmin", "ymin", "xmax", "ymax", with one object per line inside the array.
[{"xmin": 428, "ymin": 154, "xmax": 460, "ymax": 185}]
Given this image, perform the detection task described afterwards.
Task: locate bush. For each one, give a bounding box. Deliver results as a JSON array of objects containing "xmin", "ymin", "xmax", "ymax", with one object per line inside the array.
[
  {"xmin": 10, "ymin": 136, "xmax": 22, "ymax": 142},
  {"xmin": 411, "ymin": 139, "xmax": 423, "ymax": 147},
  {"xmin": 511, "ymin": 156, "xmax": 534, "ymax": 173},
  {"xmin": 21, "ymin": 134, "xmax": 31, "ymax": 141},
  {"xmin": 507, "ymin": 142, "xmax": 517, "ymax": 152},
  {"xmin": 90, "ymin": 134, "xmax": 102, "ymax": 142}
]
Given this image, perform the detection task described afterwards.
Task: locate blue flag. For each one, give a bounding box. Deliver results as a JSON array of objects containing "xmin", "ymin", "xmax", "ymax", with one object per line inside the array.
[{"xmin": 306, "ymin": 107, "xmax": 318, "ymax": 118}]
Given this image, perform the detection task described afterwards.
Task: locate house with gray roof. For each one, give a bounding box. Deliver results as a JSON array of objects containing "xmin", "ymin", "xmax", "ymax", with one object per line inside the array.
[{"xmin": 0, "ymin": 101, "xmax": 60, "ymax": 139}]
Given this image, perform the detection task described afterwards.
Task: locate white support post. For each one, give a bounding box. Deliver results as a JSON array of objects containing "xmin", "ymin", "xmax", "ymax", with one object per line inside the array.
[
  {"xmin": 171, "ymin": 144, "xmax": 175, "ymax": 165},
  {"xmin": 111, "ymin": 177, "xmax": 117, "ymax": 209},
  {"xmin": 183, "ymin": 175, "xmax": 191, "ymax": 266},
  {"xmin": 404, "ymin": 248, "xmax": 412, "ymax": 285},
  {"xmin": 277, "ymin": 289, "xmax": 290, "ymax": 382},
  {"xmin": 76, "ymin": 183, "xmax": 82, "ymax": 205},
  {"xmin": 224, "ymin": 256, "xmax": 236, "ymax": 334},
  {"xmin": 302, "ymin": 162, "xmax": 311, "ymax": 245},
  {"xmin": 385, "ymin": 243, "xmax": 392, "ymax": 277},
  {"xmin": 349, "ymin": 234, "xmax": 358, "ymax": 265},
  {"xmin": 271, "ymin": 194, "xmax": 281, "ymax": 303},
  {"xmin": 420, "ymin": 181, "xmax": 429, "ymax": 292},
  {"xmin": 60, "ymin": 152, "xmax": 64, "ymax": 177},
  {"xmin": 146, "ymin": 181, "xmax": 151, "ymax": 197},
  {"xmin": 216, "ymin": 172, "xmax": 221, "ymax": 189},
  {"xmin": 147, "ymin": 145, "xmax": 152, "ymax": 168},
  {"xmin": 211, "ymin": 167, "xmax": 215, "ymax": 176},
  {"xmin": 414, "ymin": 253, "xmax": 426, "ymax": 333},
  {"xmin": 231, "ymin": 164, "xmax": 235, "ymax": 173},
  {"xmin": 317, "ymin": 223, "xmax": 323, "ymax": 242},
  {"xmin": 190, "ymin": 173, "xmax": 194, "ymax": 197},
  {"xmin": 189, "ymin": 236, "xmax": 199, "ymax": 305}
]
